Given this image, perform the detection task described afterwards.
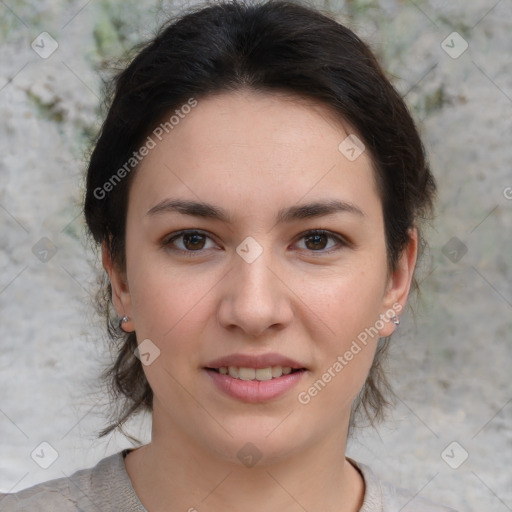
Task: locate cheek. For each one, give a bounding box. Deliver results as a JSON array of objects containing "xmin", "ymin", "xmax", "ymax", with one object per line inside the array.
[
  {"xmin": 128, "ymin": 265, "xmax": 214, "ymax": 400},
  {"xmin": 306, "ymin": 264, "xmax": 387, "ymax": 339},
  {"xmin": 130, "ymin": 263, "xmax": 211, "ymax": 341},
  {"xmin": 125, "ymin": 242, "xmax": 222, "ymax": 374},
  {"xmin": 297, "ymin": 269, "xmax": 385, "ymax": 405}
]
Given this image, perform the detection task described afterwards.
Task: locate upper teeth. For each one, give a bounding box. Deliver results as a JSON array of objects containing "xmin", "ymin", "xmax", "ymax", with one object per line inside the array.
[{"xmin": 218, "ymin": 366, "xmax": 293, "ymax": 380}]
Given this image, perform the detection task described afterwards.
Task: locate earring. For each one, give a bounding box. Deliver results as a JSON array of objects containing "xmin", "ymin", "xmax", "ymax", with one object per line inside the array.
[
  {"xmin": 391, "ymin": 315, "xmax": 400, "ymax": 328},
  {"xmin": 119, "ymin": 315, "xmax": 130, "ymax": 330}
]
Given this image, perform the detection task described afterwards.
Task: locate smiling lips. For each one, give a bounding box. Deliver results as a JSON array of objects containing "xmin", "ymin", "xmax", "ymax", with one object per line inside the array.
[
  {"xmin": 216, "ymin": 365, "xmax": 295, "ymax": 381},
  {"xmin": 204, "ymin": 352, "xmax": 306, "ymax": 380},
  {"xmin": 204, "ymin": 352, "xmax": 307, "ymax": 402}
]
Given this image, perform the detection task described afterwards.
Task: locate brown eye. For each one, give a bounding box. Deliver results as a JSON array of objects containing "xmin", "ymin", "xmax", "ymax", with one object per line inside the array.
[
  {"xmin": 181, "ymin": 232, "xmax": 206, "ymax": 250},
  {"xmin": 304, "ymin": 233, "xmax": 329, "ymax": 250},
  {"xmin": 164, "ymin": 230, "xmax": 216, "ymax": 255},
  {"xmin": 295, "ymin": 229, "xmax": 346, "ymax": 253}
]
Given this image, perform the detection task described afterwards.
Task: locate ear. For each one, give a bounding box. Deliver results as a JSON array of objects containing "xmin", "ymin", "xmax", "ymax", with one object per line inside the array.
[
  {"xmin": 102, "ymin": 240, "xmax": 134, "ymax": 331},
  {"xmin": 378, "ymin": 228, "xmax": 418, "ymax": 337}
]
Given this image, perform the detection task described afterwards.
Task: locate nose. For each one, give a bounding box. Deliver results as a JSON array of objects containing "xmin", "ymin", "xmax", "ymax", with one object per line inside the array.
[{"xmin": 216, "ymin": 248, "xmax": 294, "ymax": 338}]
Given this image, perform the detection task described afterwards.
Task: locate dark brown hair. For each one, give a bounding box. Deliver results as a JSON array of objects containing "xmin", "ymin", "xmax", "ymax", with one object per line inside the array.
[{"xmin": 83, "ymin": 0, "xmax": 436, "ymax": 441}]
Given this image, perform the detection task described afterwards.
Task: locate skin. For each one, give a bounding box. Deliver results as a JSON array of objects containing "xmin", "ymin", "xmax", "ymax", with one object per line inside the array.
[{"xmin": 103, "ymin": 89, "xmax": 418, "ymax": 512}]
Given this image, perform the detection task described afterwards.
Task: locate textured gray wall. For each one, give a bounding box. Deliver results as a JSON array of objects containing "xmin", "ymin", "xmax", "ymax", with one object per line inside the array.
[{"xmin": 0, "ymin": 1, "xmax": 511, "ymax": 511}]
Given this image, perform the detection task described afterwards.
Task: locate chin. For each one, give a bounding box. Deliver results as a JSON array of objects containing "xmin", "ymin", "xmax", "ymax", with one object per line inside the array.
[{"xmin": 198, "ymin": 421, "xmax": 315, "ymax": 467}]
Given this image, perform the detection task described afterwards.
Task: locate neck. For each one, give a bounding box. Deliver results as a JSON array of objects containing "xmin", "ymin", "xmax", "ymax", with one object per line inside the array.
[{"xmin": 124, "ymin": 405, "xmax": 364, "ymax": 512}]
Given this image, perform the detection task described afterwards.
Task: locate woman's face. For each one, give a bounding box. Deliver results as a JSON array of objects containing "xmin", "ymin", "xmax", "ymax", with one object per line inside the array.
[{"xmin": 106, "ymin": 89, "xmax": 416, "ymax": 464}]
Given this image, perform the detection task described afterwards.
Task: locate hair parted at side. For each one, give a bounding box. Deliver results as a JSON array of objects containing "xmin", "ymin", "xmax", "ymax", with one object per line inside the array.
[{"xmin": 83, "ymin": 0, "xmax": 436, "ymax": 441}]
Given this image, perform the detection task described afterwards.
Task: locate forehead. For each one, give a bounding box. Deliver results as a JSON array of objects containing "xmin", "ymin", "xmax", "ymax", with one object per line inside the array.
[{"xmin": 128, "ymin": 89, "xmax": 381, "ymax": 222}]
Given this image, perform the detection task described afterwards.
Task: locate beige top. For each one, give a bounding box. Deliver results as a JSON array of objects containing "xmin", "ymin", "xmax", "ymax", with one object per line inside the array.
[{"xmin": 0, "ymin": 449, "xmax": 457, "ymax": 511}]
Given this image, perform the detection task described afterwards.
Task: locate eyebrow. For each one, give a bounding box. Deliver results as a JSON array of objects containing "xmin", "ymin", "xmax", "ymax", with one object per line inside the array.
[{"xmin": 146, "ymin": 198, "xmax": 364, "ymax": 223}]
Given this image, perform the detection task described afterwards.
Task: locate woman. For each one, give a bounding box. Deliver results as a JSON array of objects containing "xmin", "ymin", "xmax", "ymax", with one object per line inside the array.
[{"xmin": 0, "ymin": 1, "xmax": 456, "ymax": 510}]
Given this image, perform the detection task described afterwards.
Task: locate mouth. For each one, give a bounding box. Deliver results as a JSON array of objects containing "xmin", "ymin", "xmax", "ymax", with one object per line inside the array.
[
  {"xmin": 204, "ymin": 366, "xmax": 307, "ymax": 403},
  {"xmin": 202, "ymin": 353, "xmax": 308, "ymax": 402},
  {"xmin": 205, "ymin": 366, "xmax": 306, "ymax": 381}
]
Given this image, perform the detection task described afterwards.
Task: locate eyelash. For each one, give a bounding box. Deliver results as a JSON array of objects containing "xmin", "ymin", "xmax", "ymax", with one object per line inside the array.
[{"xmin": 162, "ymin": 229, "xmax": 349, "ymax": 257}]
